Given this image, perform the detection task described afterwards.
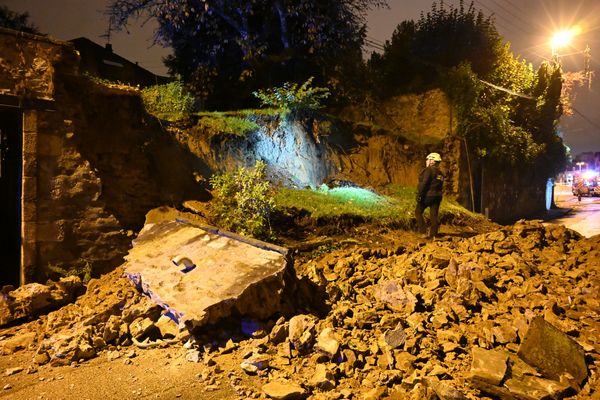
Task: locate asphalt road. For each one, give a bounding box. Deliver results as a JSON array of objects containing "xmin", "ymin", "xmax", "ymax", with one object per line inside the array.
[{"xmin": 549, "ymin": 184, "xmax": 600, "ymax": 238}]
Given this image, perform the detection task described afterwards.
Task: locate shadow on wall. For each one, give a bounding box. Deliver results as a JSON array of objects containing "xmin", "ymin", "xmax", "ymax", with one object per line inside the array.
[{"xmin": 60, "ymin": 76, "xmax": 212, "ymax": 230}]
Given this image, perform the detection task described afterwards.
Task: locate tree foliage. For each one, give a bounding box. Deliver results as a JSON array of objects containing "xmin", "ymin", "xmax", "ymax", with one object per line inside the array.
[
  {"xmin": 368, "ymin": 0, "xmax": 566, "ymax": 177},
  {"xmin": 253, "ymin": 76, "xmax": 330, "ymax": 112},
  {"xmin": 0, "ymin": 6, "xmax": 40, "ymax": 34},
  {"xmin": 107, "ymin": 0, "xmax": 386, "ymax": 109},
  {"xmin": 368, "ymin": 0, "xmax": 501, "ymax": 96}
]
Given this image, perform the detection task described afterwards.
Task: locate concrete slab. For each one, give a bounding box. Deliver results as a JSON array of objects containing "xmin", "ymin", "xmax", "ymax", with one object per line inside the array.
[{"xmin": 124, "ymin": 219, "xmax": 289, "ymax": 331}]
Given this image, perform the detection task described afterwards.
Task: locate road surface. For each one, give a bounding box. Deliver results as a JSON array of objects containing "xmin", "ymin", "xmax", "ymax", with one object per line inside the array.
[{"xmin": 548, "ymin": 184, "xmax": 600, "ymax": 238}]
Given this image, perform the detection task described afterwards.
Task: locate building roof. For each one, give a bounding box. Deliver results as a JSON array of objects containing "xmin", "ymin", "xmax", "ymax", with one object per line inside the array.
[{"xmin": 69, "ymin": 37, "xmax": 169, "ymax": 87}]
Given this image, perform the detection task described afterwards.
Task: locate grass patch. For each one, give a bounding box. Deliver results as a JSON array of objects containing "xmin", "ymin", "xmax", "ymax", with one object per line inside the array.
[
  {"xmin": 275, "ymin": 184, "xmax": 482, "ymax": 230},
  {"xmin": 196, "ymin": 113, "xmax": 260, "ymax": 138}
]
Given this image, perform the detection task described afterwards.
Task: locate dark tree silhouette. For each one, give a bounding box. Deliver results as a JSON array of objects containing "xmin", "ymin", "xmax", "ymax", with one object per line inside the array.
[
  {"xmin": 0, "ymin": 6, "xmax": 41, "ymax": 34},
  {"xmin": 107, "ymin": 0, "xmax": 387, "ymax": 109}
]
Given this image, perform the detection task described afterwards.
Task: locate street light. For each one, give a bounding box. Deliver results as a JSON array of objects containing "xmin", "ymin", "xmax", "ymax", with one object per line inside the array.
[
  {"xmin": 576, "ymin": 161, "xmax": 585, "ymax": 171},
  {"xmin": 550, "ymin": 26, "xmax": 581, "ymax": 58}
]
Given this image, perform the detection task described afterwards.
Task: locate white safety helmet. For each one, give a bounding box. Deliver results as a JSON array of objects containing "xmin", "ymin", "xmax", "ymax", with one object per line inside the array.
[{"xmin": 426, "ymin": 152, "xmax": 442, "ymax": 162}]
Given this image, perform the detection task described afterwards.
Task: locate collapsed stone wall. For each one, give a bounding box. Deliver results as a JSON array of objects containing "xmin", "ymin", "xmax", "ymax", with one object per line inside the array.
[
  {"xmin": 1, "ymin": 220, "xmax": 597, "ymax": 398},
  {"xmin": 31, "ymin": 76, "xmax": 208, "ymax": 281}
]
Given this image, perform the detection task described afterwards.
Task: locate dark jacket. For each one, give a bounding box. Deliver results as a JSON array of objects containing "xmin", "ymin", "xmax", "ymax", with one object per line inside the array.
[{"xmin": 417, "ymin": 164, "xmax": 444, "ymax": 201}]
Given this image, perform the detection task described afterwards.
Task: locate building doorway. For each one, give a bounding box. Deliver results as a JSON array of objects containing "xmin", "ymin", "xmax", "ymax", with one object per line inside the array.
[{"xmin": 0, "ymin": 109, "xmax": 22, "ymax": 287}]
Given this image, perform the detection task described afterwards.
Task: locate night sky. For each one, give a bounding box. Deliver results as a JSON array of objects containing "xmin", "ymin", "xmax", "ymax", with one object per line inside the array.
[{"xmin": 2, "ymin": 0, "xmax": 599, "ymax": 156}]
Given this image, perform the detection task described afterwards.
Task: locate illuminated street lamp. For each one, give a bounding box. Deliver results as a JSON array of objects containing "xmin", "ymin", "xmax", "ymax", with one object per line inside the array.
[
  {"xmin": 576, "ymin": 161, "xmax": 585, "ymax": 171},
  {"xmin": 550, "ymin": 26, "xmax": 581, "ymax": 58}
]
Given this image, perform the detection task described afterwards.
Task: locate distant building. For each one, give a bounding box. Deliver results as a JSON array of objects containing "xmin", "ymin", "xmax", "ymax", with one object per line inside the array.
[
  {"xmin": 574, "ymin": 151, "xmax": 600, "ymax": 172},
  {"xmin": 69, "ymin": 37, "xmax": 170, "ymax": 87}
]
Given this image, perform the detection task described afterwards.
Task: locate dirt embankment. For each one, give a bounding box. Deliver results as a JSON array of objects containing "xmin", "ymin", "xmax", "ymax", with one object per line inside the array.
[{"xmin": 0, "ymin": 220, "xmax": 598, "ymax": 399}]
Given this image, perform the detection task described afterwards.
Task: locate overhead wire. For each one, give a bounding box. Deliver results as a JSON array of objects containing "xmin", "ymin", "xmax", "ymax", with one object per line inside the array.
[
  {"xmin": 486, "ymin": 0, "xmax": 531, "ymax": 30},
  {"xmin": 471, "ymin": 0, "xmax": 527, "ymax": 36},
  {"xmin": 570, "ymin": 107, "xmax": 600, "ymax": 133},
  {"xmin": 498, "ymin": 0, "xmax": 526, "ymax": 16}
]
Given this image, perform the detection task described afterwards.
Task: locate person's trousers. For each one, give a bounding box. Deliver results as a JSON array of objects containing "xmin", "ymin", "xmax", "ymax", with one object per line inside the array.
[{"xmin": 415, "ymin": 197, "xmax": 441, "ymax": 237}]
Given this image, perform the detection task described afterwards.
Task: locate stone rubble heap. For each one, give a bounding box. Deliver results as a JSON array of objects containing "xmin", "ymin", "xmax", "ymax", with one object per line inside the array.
[
  {"xmin": 0, "ymin": 267, "xmax": 166, "ymax": 365},
  {"xmin": 0, "ymin": 220, "xmax": 598, "ymax": 399},
  {"xmin": 0, "ymin": 276, "xmax": 83, "ymax": 327},
  {"xmin": 246, "ymin": 220, "xmax": 598, "ymax": 399}
]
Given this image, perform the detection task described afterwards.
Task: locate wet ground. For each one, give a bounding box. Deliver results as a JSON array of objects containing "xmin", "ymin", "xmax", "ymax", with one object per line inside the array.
[{"xmin": 549, "ymin": 184, "xmax": 600, "ymax": 238}]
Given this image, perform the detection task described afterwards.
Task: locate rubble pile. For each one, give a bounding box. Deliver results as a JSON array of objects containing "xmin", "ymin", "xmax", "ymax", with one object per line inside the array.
[
  {"xmin": 0, "ymin": 276, "xmax": 83, "ymax": 326},
  {"xmin": 0, "ymin": 220, "xmax": 598, "ymax": 399},
  {"xmin": 244, "ymin": 220, "xmax": 598, "ymax": 399},
  {"xmin": 0, "ymin": 267, "xmax": 174, "ymax": 366}
]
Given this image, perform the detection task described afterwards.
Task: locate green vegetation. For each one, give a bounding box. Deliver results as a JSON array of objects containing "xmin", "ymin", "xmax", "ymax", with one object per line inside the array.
[
  {"xmin": 196, "ymin": 113, "xmax": 260, "ymax": 138},
  {"xmin": 369, "ymin": 1, "xmax": 567, "ymax": 176},
  {"xmin": 253, "ymin": 77, "xmax": 331, "ymax": 113},
  {"xmin": 85, "ymin": 73, "xmax": 139, "ymax": 90},
  {"xmin": 209, "ymin": 160, "xmax": 275, "ymax": 239},
  {"xmin": 141, "ymin": 81, "xmax": 195, "ymax": 121},
  {"xmin": 275, "ymin": 185, "xmax": 480, "ymax": 229}
]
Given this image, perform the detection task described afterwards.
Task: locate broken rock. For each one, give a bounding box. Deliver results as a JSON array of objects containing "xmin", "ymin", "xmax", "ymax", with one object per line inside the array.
[
  {"xmin": 470, "ymin": 346, "xmax": 508, "ymax": 386},
  {"xmin": 517, "ymin": 316, "xmax": 587, "ymax": 387},
  {"xmin": 315, "ymin": 328, "xmax": 340, "ymax": 359},
  {"xmin": 262, "ymin": 380, "xmax": 306, "ymax": 399},
  {"xmin": 288, "ymin": 315, "xmax": 316, "ymax": 352}
]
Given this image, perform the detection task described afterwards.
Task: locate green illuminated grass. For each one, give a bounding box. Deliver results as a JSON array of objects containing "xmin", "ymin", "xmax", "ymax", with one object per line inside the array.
[{"xmin": 275, "ymin": 185, "xmax": 481, "ymax": 229}]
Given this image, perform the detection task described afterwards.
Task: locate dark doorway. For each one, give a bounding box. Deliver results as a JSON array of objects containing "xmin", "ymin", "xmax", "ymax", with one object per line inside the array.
[{"xmin": 0, "ymin": 109, "xmax": 22, "ymax": 287}]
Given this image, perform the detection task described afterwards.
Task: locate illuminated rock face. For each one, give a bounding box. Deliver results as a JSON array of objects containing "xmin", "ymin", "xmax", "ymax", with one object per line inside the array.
[
  {"xmin": 252, "ymin": 119, "xmax": 329, "ymax": 189},
  {"xmin": 123, "ymin": 220, "xmax": 290, "ymax": 330}
]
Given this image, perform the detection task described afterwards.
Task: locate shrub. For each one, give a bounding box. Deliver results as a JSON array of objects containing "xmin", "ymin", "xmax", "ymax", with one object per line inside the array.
[
  {"xmin": 253, "ymin": 77, "xmax": 330, "ymax": 112},
  {"xmin": 141, "ymin": 81, "xmax": 195, "ymax": 120},
  {"xmin": 209, "ymin": 160, "xmax": 275, "ymax": 239},
  {"xmin": 45, "ymin": 261, "xmax": 92, "ymax": 283}
]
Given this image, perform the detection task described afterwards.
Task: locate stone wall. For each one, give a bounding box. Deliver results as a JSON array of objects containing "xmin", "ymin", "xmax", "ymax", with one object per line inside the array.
[{"xmin": 1, "ymin": 29, "xmax": 206, "ymax": 284}]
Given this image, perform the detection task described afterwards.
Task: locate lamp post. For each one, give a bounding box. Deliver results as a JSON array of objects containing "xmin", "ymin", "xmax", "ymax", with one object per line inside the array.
[{"xmin": 576, "ymin": 161, "xmax": 585, "ymax": 171}]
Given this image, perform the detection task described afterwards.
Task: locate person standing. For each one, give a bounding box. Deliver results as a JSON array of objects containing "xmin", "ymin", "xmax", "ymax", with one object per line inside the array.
[{"xmin": 415, "ymin": 152, "xmax": 444, "ymax": 239}]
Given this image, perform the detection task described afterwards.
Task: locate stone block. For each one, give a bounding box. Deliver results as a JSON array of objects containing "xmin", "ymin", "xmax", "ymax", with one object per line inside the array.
[
  {"xmin": 517, "ymin": 316, "xmax": 587, "ymax": 386},
  {"xmin": 22, "ymin": 132, "xmax": 38, "ymax": 155},
  {"xmin": 124, "ymin": 220, "xmax": 290, "ymax": 331},
  {"xmin": 21, "ymin": 223, "xmax": 36, "ymax": 244},
  {"xmin": 22, "ymin": 155, "xmax": 38, "ymax": 177},
  {"xmin": 21, "ymin": 240, "xmax": 36, "ymax": 267},
  {"xmin": 21, "ymin": 177, "xmax": 37, "ymax": 202},
  {"xmin": 262, "ymin": 380, "xmax": 307, "ymax": 399},
  {"xmin": 504, "ymin": 374, "xmax": 571, "ymax": 399},
  {"xmin": 22, "ymin": 110, "xmax": 37, "ymax": 133},
  {"xmin": 37, "ymin": 133, "xmax": 64, "ymax": 157},
  {"xmin": 37, "ymin": 220, "xmax": 65, "ymax": 242},
  {"xmin": 470, "ymin": 346, "xmax": 508, "ymax": 385},
  {"xmin": 22, "ymin": 201, "xmax": 37, "ymax": 223}
]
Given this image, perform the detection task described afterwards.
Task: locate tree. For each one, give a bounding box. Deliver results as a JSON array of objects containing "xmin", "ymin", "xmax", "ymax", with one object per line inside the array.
[
  {"xmin": 0, "ymin": 6, "xmax": 40, "ymax": 34},
  {"xmin": 368, "ymin": 1, "xmax": 503, "ymax": 97},
  {"xmin": 413, "ymin": 0, "xmax": 501, "ymax": 79},
  {"xmin": 107, "ymin": 0, "xmax": 386, "ymax": 109}
]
